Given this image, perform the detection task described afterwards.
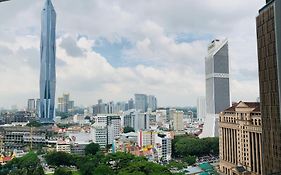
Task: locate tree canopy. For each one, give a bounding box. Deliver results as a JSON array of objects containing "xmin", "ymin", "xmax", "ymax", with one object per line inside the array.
[
  {"xmin": 85, "ymin": 143, "xmax": 100, "ymax": 156},
  {"xmin": 173, "ymin": 135, "xmax": 219, "ymax": 161},
  {"xmin": 123, "ymin": 126, "xmax": 135, "ymax": 133},
  {"xmin": 0, "ymin": 152, "xmax": 44, "ymax": 175}
]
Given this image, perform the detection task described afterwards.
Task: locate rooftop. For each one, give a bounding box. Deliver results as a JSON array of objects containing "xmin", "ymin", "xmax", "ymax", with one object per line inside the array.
[{"xmin": 224, "ymin": 101, "xmax": 260, "ymax": 112}]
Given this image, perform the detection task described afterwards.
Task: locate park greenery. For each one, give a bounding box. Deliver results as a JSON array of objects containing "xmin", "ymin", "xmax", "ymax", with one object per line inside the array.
[
  {"xmin": 45, "ymin": 151, "xmax": 175, "ymax": 175},
  {"xmin": 0, "ymin": 135, "xmax": 218, "ymax": 175},
  {"xmin": 0, "ymin": 152, "xmax": 44, "ymax": 175},
  {"xmin": 172, "ymin": 135, "xmax": 219, "ymax": 165}
]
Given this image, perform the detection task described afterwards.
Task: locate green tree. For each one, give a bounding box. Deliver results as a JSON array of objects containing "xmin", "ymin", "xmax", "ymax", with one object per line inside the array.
[
  {"xmin": 54, "ymin": 168, "xmax": 73, "ymax": 175},
  {"xmin": 45, "ymin": 152, "xmax": 75, "ymax": 167},
  {"xmin": 2, "ymin": 152, "xmax": 44, "ymax": 175},
  {"xmin": 85, "ymin": 143, "xmax": 100, "ymax": 156},
  {"xmin": 183, "ymin": 155, "xmax": 196, "ymax": 165},
  {"xmin": 118, "ymin": 160, "xmax": 172, "ymax": 175},
  {"xmin": 173, "ymin": 135, "xmax": 219, "ymax": 158},
  {"xmin": 123, "ymin": 126, "xmax": 135, "ymax": 133},
  {"xmin": 93, "ymin": 164, "xmax": 114, "ymax": 175}
]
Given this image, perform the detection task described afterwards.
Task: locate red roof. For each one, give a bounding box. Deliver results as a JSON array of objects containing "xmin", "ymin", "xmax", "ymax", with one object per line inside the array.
[{"xmin": 3, "ymin": 156, "xmax": 12, "ymax": 162}]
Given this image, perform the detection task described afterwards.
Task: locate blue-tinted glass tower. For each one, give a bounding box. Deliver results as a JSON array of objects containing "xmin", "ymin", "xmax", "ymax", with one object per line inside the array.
[{"xmin": 39, "ymin": 0, "xmax": 56, "ymax": 123}]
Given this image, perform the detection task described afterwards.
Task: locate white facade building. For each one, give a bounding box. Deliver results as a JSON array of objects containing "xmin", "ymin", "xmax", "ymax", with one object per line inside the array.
[
  {"xmin": 92, "ymin": 123, "xmax": 107, "ymax": 148},
  {"xmin": 172, "ymin": 111, "xmax": 184, "ymax": 131},
  {"xmin": 155, "ymin": 133, "xmax": 172, "ymax": 162}
]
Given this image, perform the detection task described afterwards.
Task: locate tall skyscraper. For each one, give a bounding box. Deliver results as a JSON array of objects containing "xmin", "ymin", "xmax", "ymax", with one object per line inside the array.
[
  {"xmin": 201, "ymin": 39, "xmax": 230, "ymax": 138},
  {"xmin": 197, "ymin": 96, "xmax": 206, "ymax": 122},
  {"xmin": 135, "ymin": 94, "xmax": 148, "ymax": 112},
  {"xmin": 39, "ymin": 0, "xmax": 56, "ymax": 123},
  {"xmin": 148, "ymin": 95, "xmax": 157, "ymax": 111},
  {"xmin": 257, "ymin": 0, "xmax": 281, "ymax": 173},
  {"xmin": 128, "ymin": 98, "xmax": 134, "ymax": 110}
]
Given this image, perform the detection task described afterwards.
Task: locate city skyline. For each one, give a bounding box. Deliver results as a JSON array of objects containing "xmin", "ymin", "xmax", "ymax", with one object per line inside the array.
[{"xmin": 0, "ymin": 0, "xmax": 263, "ymax": 108}]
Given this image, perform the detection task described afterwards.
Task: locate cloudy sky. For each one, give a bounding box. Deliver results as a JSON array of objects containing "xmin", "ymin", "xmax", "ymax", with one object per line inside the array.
[{"xmin": 0, "ymin": 0, "xmax": 264, "ymax": 109}]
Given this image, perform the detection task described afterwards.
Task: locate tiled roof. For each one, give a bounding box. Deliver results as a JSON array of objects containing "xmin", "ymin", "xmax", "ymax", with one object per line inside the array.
[{"xmin": 224, "ymin": 101, "xmax": 260, "ymax": 112}]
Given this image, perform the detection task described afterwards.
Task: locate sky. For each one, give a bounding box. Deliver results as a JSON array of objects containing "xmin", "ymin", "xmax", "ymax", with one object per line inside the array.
[{"xmin": 0, "ymin": 0, "xmax": 265, "ymax": 109}]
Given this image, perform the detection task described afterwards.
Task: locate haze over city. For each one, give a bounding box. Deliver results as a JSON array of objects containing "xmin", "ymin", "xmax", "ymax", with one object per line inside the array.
[{"xmin": 0, "ymin": 0, "xmax": 263, "ymax": 108}]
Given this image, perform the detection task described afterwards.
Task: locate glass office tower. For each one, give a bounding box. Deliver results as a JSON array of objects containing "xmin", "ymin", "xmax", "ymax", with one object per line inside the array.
[
  {"xmin": 200, "ymin": 39, "xmax": 230, "ymax": 138},
  {"xmin": 39, "ymin": 0, "xmax": 56, "ymax": 123},
  {"xmin": 257, "ymin": 0, "xmax": 281, "ymax": 174}
]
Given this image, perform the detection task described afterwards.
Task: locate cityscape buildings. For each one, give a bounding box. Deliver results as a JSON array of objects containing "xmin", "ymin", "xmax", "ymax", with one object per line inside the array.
[
  {"xmin": 57, "ymin": 93, "xmax": 75, "ymax": 113},
  {"xmin": 135, "ymin": 94, "xmax": 157, "ymax": 113},
  {"xmin": 256, "ymin": 0, "xmax": 281, "ymax": 173},
  {"xmin": 201, "ymin": 39, "xmax": 231, "ymax": 138},
  {"xmin": 219, "ymin": 101, "xmax": 262, "ymax": 175},
  {"xmin": 39, "ymin": 0, "xmax": 56, "ymax": 123}
]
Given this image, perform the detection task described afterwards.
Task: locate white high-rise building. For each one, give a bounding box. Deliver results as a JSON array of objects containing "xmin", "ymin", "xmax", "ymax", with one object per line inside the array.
[
  {"xmin": 155, "ymin": 133, "xmax": 172, "ymax": 162},
  {"xmin": 94, "ymin": 114, "xmax": 121, "ymax": 147},
  {"xmin": 172, "ymin": 110, "xmax": 184, "ymax": 131},
  {"xmin": 197, "ymin": 96, "xmax": 206, "ymax": 122},
  {"xmin": 92, "ymin": 123, "xmax": 107, "ymax": 148},
  {"xmin": 201, "ymin": 39, "xmax": 231, "ymax": 138}
]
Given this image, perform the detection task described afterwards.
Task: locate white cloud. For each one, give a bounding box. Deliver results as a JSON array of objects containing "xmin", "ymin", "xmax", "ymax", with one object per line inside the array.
[{"xmin": 0, "ymin": 0, "xmax": 265, "ymax": 108}]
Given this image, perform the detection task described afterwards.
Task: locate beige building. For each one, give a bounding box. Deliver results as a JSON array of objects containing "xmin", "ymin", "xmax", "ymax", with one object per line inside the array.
[
  {"xmin": 172, "ymin": 111, "xmax": 184, "ymax": 131},
  {"xmin": 219, "ymin": 101, "xmax": 262, "ymax": 175}
]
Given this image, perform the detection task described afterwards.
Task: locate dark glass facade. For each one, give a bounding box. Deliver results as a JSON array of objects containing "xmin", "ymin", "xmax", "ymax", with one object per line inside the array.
[{"xmin": 257, "ymin": 0, "xmax": 281, "ymax": 174}]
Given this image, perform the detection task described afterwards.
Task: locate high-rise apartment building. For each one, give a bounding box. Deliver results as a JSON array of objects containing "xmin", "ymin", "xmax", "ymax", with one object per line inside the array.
[
  {"xmin": 219, "ymin": 101, "xmax": 262, "ymax": 175},
  {"xmin": 39, "ymin": 0, "xmax": 56, "ymax": 123},
  {"xmin": 94, "ymin": 114, "xmax": 121, "ymax": 147},
  {"xmin": 135, "ymin": 94, "xmax": 148, "ymax": 112},
  {"xmin": 256, "ymin": 0, "xmax": 281, "ymax": 174},
  {"xmin": 201, "ymin": 39, "xmax": 231, "ymax": 138},
  {"xmin": 172, "ymin": 110, "xmax": 184, "ymax": 131},
  {"xmin": 197, "ymin": 96, "xmax": 206, "ymax": 122}
]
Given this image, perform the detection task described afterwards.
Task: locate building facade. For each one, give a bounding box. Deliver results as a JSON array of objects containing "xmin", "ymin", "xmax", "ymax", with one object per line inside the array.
[
  {"xmin": 148, "ymin": 95, "xmax": 157, "ymax": 112},
  {"xmin": 39, "ymin": 0, "xmax": 56, "ymax": 123},
  {"xmin": 135, "ymin": 94, "xmax": 148, "ymax": 112},
  {"xmin": 256, "ymin": 1, "xmax": 281, "ymax": 174},
  {"xmin": 172, "ymin": 111, "xmax": 184, "ymax": 131},
  {"xmin": 219, "ymin": 101, "xmax": 262, "ymax": 175},
  {"xmin": 201, "ymin": 39, "xmax": 231, "ymax": 138}
]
